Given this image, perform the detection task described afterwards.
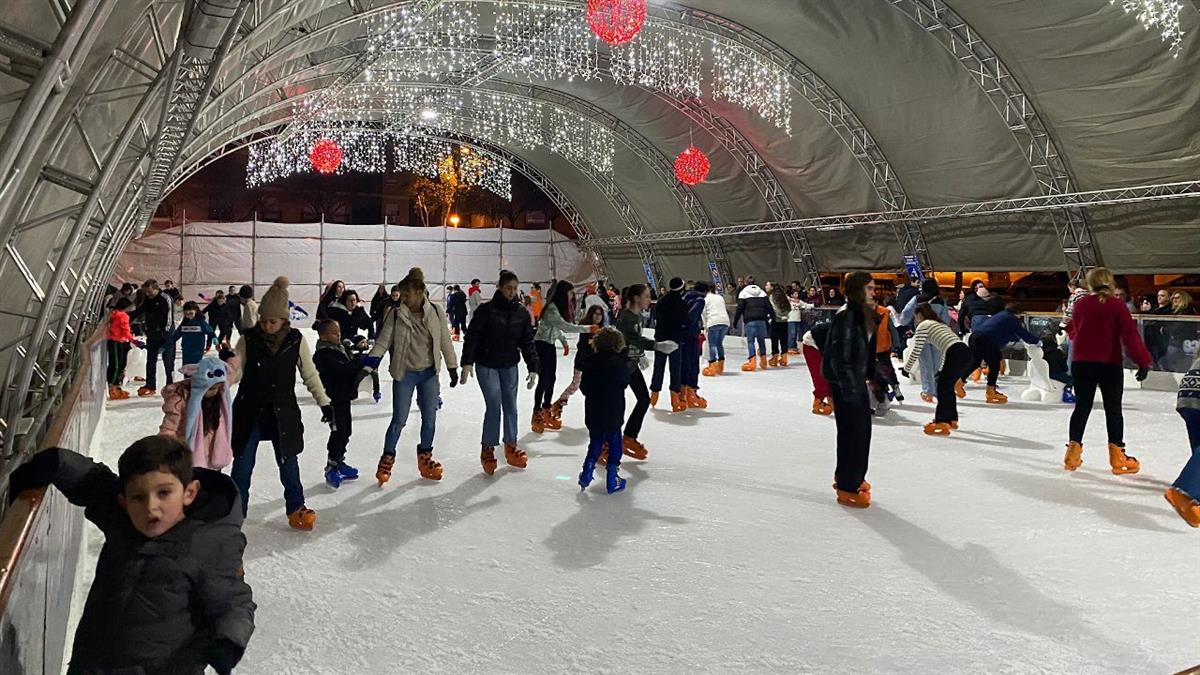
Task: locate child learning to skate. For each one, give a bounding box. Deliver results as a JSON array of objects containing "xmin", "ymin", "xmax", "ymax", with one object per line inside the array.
[
  {"xmin": 106, "ymin": 297, "xmax": 141, "ymax": 400},
  {"xmin": 160, "ymin": 353, "xmax": 237, "ymax": 470},
  {"xmin": 7, "ymin": 435, "xmax": 255, "ymax": 674},
  {"xmin": 313, "ymin": 318, "xmax": 373, "ymax": 489},
  {"xmin": 578, "ymin": 327, "xmax": 631, "ymax": 493},
  {"xmin": 161, "ymin": 300, "xmax": 220, "ymax": 367}
]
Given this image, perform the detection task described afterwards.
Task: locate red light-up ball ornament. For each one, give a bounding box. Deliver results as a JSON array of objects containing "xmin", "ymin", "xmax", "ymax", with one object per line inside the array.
[
  {"xmin": 586, "ymin": 0, "xmax": 647, "ymax": 46},
  {"xmin": 310, "ymin": 139, "xmax": 343, "ymax": 174},
  {"xmin": 674, "ymin": 146, "xmax": 711, "ymax": 186}
]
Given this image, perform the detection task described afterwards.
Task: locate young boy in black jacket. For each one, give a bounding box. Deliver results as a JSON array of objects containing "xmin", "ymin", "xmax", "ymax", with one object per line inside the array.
[
  {"xmin": 7, "ymin": 435, "xmax": 255, "ymax": 675},
  {"xmin": 312, "ymin": 319, "xmax": 373, "ymax": 489},
  {"xmin": 578, "ymin": 327, "xmax": 631, "ymax": 494}
]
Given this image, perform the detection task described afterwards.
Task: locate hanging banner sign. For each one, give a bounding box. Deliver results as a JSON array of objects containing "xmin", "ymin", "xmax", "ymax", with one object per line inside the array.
[
  {"xmin": 903, "ymin": 255, "xmax": 924, "ymax": 282},
  {"xmin": 643, "ymin": 263, "xmax": 657, "ymax": 291},
  {"xmin": 708, "ymin": 261, "xmax": 725, "ymax": 295}
]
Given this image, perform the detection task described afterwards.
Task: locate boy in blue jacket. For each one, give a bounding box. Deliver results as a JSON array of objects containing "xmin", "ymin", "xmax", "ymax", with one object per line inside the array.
[{"xmin": 161, "ymin": 301, "xmax": 219, "ymax": 367}]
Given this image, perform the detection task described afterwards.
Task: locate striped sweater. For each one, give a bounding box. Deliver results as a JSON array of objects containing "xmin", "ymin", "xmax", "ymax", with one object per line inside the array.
[
  {"xmin": 1179, "ymin": 356, "xmax": 1200, "ymax": 411},
  {"xmin": 904, "ymin": 319, "xmax": 965, "ymax": 373}
]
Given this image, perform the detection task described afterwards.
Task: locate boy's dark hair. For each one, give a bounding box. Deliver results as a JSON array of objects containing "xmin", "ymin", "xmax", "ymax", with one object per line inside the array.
[
  {"xmin": 1005, "ymin": 301, "xmax": 1023, "ymax": 314},
  {"xmin": 238, "ymin": 285, "xmax": 254, "ymax": 299},
  {"xmin": 118, "ymin": 435, "xmax": 193, "ymax": 489},
  {"xmin": 914, "ymin": 303, "xmax": 939, "ymax": 323},
  {"xmin": 182, "ymin": 301, "xmax": 200, "ymax": 313},
  {"xmin": 340, "ymin": 290, "xmax": 358, "ymax": 304},
  {"xmin": 695, "ymin": 281, "xmax": 710, "ymax": 294},
  {"xmin": 471, "ymin": 278, "xmax": 480, "ymax": 284},
  {"xmin": 594, "ymin": 327, "xmax": 625, "ymax": 353},
  {"xmin": 499, "ymin": 270, "xmax": 518, "ymax": 286},
  {"xmin": 114, "ymin": 298, "xmax": 133, "ymax": 310},
  {"xmin": 314, "ymin": 319, "xmax": 338, "ymax": 338}
]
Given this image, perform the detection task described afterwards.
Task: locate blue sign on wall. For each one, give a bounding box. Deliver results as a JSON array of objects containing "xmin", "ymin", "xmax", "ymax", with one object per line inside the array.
[
  {"xmin": 643, "ymin": 263, "xmax": 657, "ymax": 290},
  {"xmin": 708, "ymin": 261, "xmax": 725, "ymax": 295}
]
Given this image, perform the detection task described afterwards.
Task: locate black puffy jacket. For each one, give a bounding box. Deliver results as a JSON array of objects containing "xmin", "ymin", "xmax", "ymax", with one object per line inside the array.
[
  {"xmin": 325, "ymin": 302, "xmax": 374, "ymax": 342},
  {"xmin": 313, "ymin": 341, "xmax": 363, "ymax": 403},
  {"xmin": 580, "ymin": 350, "xmax": 630, "ymax": 432},
  {"xmin": 129, "ymin": 293, "xmax": 172, "ymax": 337},
  {"xmin": 9, "ymin": 449, "xmax": 255, "ymax": 675},
  {"xmin": 822, "ymin": 304, "xmax": 877, "ymax": 406},
  {"xmin": 232, "ymin": 328, "xmax": 307, "ymax": 458},
  {"xmin": 732, "ymin": 286, "xmax": 775, "ymax": 326},
  {"xmin": 653, "ymin": 290, "xmax": 688, "ymax": 340},
  {"xmin": 959, "ymin": 291, "xmax": 1003, "ymax": 333},
  {"xmin": 461, "ymin": 290, "xmax": 539, "ymax": 371}
]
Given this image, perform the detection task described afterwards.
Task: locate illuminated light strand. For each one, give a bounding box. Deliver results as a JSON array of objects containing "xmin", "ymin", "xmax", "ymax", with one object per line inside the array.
[{"xmin": 1111, "ymin": 0, "xmax": 1185, "ymax": 57}]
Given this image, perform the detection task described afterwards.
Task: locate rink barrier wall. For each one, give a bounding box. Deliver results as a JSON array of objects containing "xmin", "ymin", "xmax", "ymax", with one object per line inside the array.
[{"xmin": 0, "ymin": 325, "xmax": 107, "ymax": 675}]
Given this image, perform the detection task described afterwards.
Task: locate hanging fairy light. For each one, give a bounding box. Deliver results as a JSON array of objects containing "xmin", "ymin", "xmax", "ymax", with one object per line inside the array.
[
  {"xmin": 586, "ymin": 0, "xmax": 648, "ymax": 45},
  {"xmin": 674, "ymin": 146, "xmax": 710, "ymax": 185},
  {"xmin": 1111, "ymin": 0, "xmax": 1186, "ymax": 57},
  {"xmin": 309, "ymin": 139, "xmax": 343, "ymax": 174}
]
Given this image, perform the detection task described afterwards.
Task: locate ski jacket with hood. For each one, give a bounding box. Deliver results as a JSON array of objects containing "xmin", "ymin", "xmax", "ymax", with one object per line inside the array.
[{"xmin": 732, "ymin": 285, "xmax": 775, "ymax": 326}]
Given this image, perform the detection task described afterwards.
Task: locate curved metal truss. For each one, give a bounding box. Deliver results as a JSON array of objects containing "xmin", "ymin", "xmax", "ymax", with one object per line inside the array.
[{"xmin": 884, "ymin": 0, "xmax": 1097, "ymax": 274}]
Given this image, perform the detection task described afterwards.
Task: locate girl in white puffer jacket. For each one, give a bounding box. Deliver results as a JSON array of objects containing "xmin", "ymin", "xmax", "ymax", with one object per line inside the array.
[{"xmin": 701, "ymin": 284, "xmax": 731, "ymax": 376}]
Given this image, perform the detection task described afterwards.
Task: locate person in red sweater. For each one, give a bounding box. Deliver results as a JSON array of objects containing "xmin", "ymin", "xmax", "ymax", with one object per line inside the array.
[
  {"xmin": 106, "ymin": 298, "xmax": 144, "ymax": 400},
  {"xmin": 1063, "ymin": 267, "xmax": 1152, "ymax": 475}
]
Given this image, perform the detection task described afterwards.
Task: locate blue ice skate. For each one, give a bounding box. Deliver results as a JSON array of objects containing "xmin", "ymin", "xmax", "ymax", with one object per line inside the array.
[
  {"xmin": 579, "ymin": 457, "xmax": 597, "ymax": 491},
  {"xmin": 373, "ymin": 391, "xmax": 382, "ymax": 404},
  {"xmin": 337, "ymin": 462, "xmax": 359, "ymax": 481},
  {"xmin": 325, "ymin": 464, "xmax": 344, "ymax": 489},
  {"xmin": 606, "ymin": 464, "xmax": 627, "ymax": 494},
  {"xmin": 1062, "ymin": 386, "xmax": 1076, "ymax": 404}
]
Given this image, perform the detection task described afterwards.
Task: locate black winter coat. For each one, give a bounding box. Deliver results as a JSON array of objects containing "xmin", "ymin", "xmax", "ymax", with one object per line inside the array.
[
  {"xmin": 959, "ymin": 292, "xmax": 1003, "ymax": 333},
  {"xmin": 313, "ymin": 341, "xmax": 363, "ymax": 403},
  {"xmin": 232, "ymin": 328, "xmax": 307, "ymax": 458},
  {"xmin": 326, "ymin": 302, "xmax": 374, "ymax": 342},
  {"xmin": 732, "ymin": 295, "xmax": 774, "ymax": 326},
  {"xmin": 822, "ymin": 304, "xmax": 877, "ymax": 406},
  {"xmin": 129, "ymin": 293, "xmax": 172, "ymax": 337},
  {"xmin": 895, "ymin": 285, "xmax": 921, "ymax": 322},
  {"xmin": 461, "ymin": 290, "xmax": 539, "ymax": 371},
  {"xmin": 653, "ymin": 290, "xmax": 688, "ymax": 340},
  {"xmin": 579, "ymin": 350, "xmax": 630, "ymax": 432},
  {"xmin": 9, "ymin": 449, "xmax": 255, "ymax": 675},
  {"xmin": 202, "ymin": 300, "xmax": 235, "ymax": 330}
]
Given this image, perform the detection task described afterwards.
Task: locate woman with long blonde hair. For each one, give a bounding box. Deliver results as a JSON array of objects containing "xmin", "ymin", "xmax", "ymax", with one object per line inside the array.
[{"xmin": 1062, "ymin": 267, "xmax": 1153, "ymax": 475}]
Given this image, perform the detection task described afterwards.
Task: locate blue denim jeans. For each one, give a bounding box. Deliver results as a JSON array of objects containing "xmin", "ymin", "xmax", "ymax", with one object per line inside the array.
[
  {"xmin": 787, "ymin": 321, "xmax": 804, "ymax": 351},
  {"xmin": 1174, "ymin": 408, "xmax": 1200, "ymax": 498},
  {"xmin": 383, "ymin": 367, "xmax": 440, "ymax": 456},
  {"xmin": 707, "ymin": 325, "xmax": 728, "ymax": 362},
  {"xmin": 230, "ymin": 420, "xmax": 305, "ymax": 516},
  {"xmin": 477, "ymin": 365, "xmax": 519, "ymax": 446},
  {"xmin": 919, "ymin": 343, "xmax": 941, "ymax": 396},
  {"xmin": 744, "ymin": 320, "xmax": 768, "ymax": 358}
]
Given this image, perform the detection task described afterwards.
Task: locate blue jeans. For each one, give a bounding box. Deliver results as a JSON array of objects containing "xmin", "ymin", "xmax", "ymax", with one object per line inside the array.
[
  {"xmin": 787, "ymin": 321, "xmax": 804, "ymax": 351},
  {"xmin": 707, "ymin": 325, "xmax": 728, "ymax": 362},
  {"xmin": 230, "ymin": 420, "xmax": 305, "ymax": 516},
  {"xmin": 744, "ymin": 320, "xmax": 768, "ymax": 358},
  {"xmin": 477, "ymin": 365, "xmax": 519, "ymax": 446},
  {"xmin": 919, "ymin": 344, "xmax": 941, "ymax": 396},
  {"xmin": 1174, "ymin": 408, "xmax": 1200, "ymax": 498},
  {"xmin": 650, "ymin": 349, "xmax": 682, "ymax": 393},
  {"xmin": 383, "ymin": 367, "xmax": 440, "ymax": 456}
]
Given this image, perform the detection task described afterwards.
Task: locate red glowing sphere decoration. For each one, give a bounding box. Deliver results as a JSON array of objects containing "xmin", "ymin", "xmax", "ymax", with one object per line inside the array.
[
  {"xmin": 674, "ymin": 146, "xmax": 711, "ymax": 185},
  {"xmin": 586, "ymin": 0, "xmax": 647, "ymax": 46},
  {"xmin": 309, "ymin": 139, "xmax": 343, "ymax": 174}
]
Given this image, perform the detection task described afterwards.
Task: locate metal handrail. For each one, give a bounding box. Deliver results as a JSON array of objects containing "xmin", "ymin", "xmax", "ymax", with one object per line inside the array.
[{"xmin": 0, "ymin": 322, "xmax": 105, "ymax": 617}]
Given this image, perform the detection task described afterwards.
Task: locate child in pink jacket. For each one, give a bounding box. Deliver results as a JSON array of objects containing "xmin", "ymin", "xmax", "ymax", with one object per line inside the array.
[{"xmin": 159, "ymin": 354, "xmax": 238, "ymax": 470}]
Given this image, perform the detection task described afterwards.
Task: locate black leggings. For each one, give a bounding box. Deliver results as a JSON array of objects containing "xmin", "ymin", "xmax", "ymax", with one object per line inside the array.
[
  {"xmin": 106, "ymin": 340, "xmax": 129, "ymax": 386},
  {"xmin": 534, "ymin": 341, "xmax": 558, "ymax": 410},
  {"xmin": 832, "ymin": 393, "xmax": 872, "ymax": 492},
  {"xmin": 624, "ymin": 366, "xmax": 650, "ymax": 440},
  {"xmin": 770, "ymin": 321, "xmax": 788, "ymax": 355},
  {"xmin": 935, "ymin": 343, "xmax": 974, "ymax": 423},
  {"xmin": 969, "ymin": 333, "xmax": 1002, "ymax": 387},
  {"xmin": 1069, "ymin": 361, "xmax": 1125, "ymax": 445}
]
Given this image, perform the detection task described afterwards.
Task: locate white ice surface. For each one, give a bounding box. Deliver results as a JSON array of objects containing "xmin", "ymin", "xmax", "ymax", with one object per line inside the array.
[{"xmin": 92, "ymin": 344, "xmax": 1199, "ymax": 674}]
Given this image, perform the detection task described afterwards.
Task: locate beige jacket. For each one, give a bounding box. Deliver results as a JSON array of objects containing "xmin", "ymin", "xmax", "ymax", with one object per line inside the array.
[{"xmin": 369, "ymin": 299, "xmax": 458, "ymax": 378}]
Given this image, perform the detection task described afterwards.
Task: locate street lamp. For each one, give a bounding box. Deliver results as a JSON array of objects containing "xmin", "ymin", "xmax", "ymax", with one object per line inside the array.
[{"xmin": 449, "ymin": 214, "xmax": 461, "ymax": 227}]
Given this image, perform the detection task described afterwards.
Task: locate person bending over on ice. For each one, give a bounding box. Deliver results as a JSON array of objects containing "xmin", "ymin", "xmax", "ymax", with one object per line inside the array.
[
  {"xmin": 578, "ymin": 327, "xmax": 632, "ymax": 493},
  {"xmin": 533, "ymin": 280, "xmax": 599, "ymax": 433},
  {"xmin": 967, "ymin": 302, "xmax": 1040, "ymax": 404},
  {"xmin": 460, "ymin": 270, "xmax": 537, "ymax": 475},
  {"xmin": 824, "ymin": 272, "xmax": 876, "ymax": 509},
  {"xmin": 362, "ymin": 271, "xmax": 457, "ymax": 484},
  {"xmin": 8, "ymin": 436, "xmax": 255, "ymax": 675},
  {"xmin": 901, "ymin": 304, "xmax": 972, "ymax": 436},
  {"xmin": 802, "ymin": 321, "xmax": 834, "ymax": 416},
  {"xmin": 898, "ymin": 279, "xmax": 956, "ymax": 404},
  {"xmin": 229, "ymin": 277, "xmax": 334, "ymax": 531}
]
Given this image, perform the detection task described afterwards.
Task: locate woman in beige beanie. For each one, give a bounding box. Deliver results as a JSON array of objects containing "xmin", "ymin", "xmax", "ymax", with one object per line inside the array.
[{"xmin": 230, "ymin": 276, "xmax": 335, "ymax": 531}]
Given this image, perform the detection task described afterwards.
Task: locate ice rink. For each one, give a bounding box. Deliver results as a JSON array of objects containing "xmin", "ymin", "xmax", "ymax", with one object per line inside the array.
[{"xmin": 91, "ymin": 343, "xmax": 1198, "ymax": 674}]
